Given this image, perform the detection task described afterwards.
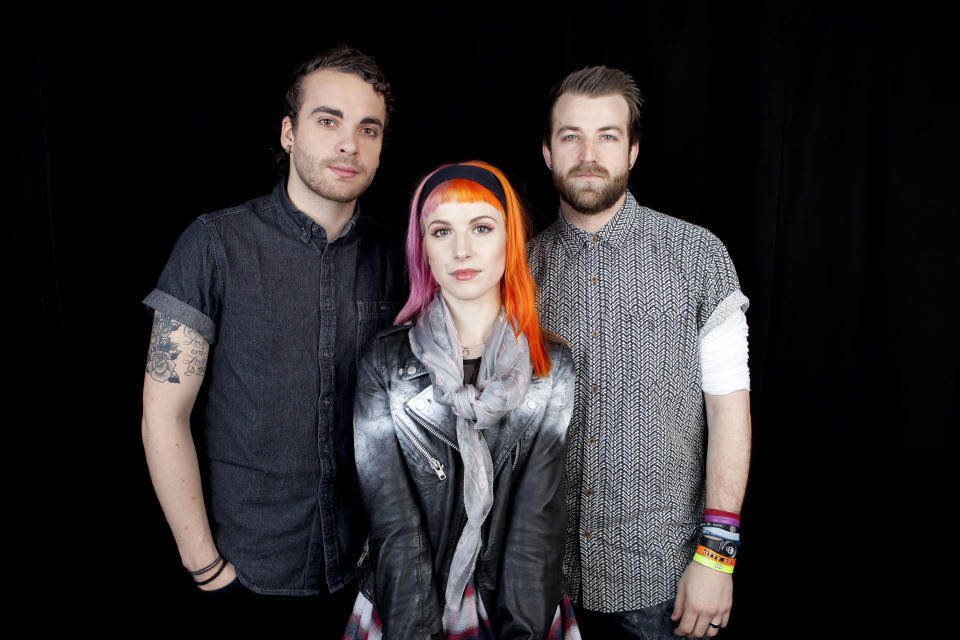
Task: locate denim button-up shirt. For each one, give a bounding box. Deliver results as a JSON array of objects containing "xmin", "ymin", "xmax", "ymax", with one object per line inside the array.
[{"xmin": 144, "ymin": 182, "xmax": 406, "ymax": 594}]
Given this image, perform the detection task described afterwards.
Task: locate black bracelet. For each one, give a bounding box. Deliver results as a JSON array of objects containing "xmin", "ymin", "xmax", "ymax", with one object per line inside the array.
[
  {"xmin": 189, "ymin": 553, "xmax": 223, "ymax": 576},
  {"xmin": 194, "ymin": 557, "xmax": 227, "ymax": 585},
  {"xmin": 698, "ymin": 535, "xmax": 739, "ymax": 559}
]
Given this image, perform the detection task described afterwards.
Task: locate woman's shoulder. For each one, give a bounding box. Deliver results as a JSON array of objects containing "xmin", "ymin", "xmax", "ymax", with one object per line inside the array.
[{"xmin": 543, "ymin": 332, "xmax": 573, "ymax": 371}]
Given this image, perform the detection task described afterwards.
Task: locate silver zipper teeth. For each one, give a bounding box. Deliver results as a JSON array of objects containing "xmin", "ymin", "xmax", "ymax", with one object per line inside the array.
[
  {"xmin": 405, "ymin": 407, "xmax": 460, "ymax": 451},
  {"xmin": 394, "ymin": 418, "xmax": 447, "ymax": 480}
]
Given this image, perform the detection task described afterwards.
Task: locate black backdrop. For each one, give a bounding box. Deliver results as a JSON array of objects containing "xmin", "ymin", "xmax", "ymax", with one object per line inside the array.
[{"xmin": 13, "ymin": 2, "xmax": 957, "ymax": 635}]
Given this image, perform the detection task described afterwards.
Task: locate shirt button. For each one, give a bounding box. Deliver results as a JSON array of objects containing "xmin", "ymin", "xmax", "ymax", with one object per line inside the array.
[
  {"xmin": 322, "ymin": 350, "xmax": 332, "ymax": 358},
  {"xmin": 591, "ymin": 385, "xmax": 599, "ymax": 393},
  {"xmin": 590, "ymin": 276, "xmax": 598, "ymax": 283},
  {"xmin": 591, "ymin": 330, "xmax": 599, "ymax": 338},
  {"xmin": 526, "ymin": 400, "xmax": 537, "ymax": 410},
  {"xmin": 583, "ymin": 531, "xmax": 591, "ymax": 539},
  {"xmin": 584, "ymin": 489, "xmax": 593, "ymax": 496},
  {"xmin": 591, "ymin": 235, "xmax": 599, "ymax": 243},
  {"xmin": 406, "ymin": 365, "xmax": 417, "ymax": 375},
  {"xmin": 324, "ymin": 398, "xmax": 331, "ymax": 406},
  {"xmin": 311, "ymin": 223, "xmax": 319, "ymax": 232},
  {"xmin": 588, "ymin": 437, "xmax": 596, "ymax": 445}
]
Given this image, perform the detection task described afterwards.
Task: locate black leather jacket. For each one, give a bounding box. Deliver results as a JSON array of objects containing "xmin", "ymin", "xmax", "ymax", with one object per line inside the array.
[{"xmin": 354, "ymin": 323, "xmax": 575, "ymax": 639}]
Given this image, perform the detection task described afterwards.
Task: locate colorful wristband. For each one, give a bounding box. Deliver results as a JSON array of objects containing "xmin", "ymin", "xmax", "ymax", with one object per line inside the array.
[
  {"xmin": 701, "ymin": 525, "xmax": 740, "ymax": 541},
  {"xmin": 703, "ymin": 509, "xmax": 740, "ymax": 521},
  {"xmin": 693, "ymin": 552, "xmax": 735, "ymax": 574},
  {"xmin": 698, "ymin": 536, "xmax": 739, "ymax": 559},
  {"xmin": 702, "ymin": 514, "xmax": 740, "ymax": 528},
  {"xmin": 697, "ymin": 545, "xmax": 736, "ymax": 566}
]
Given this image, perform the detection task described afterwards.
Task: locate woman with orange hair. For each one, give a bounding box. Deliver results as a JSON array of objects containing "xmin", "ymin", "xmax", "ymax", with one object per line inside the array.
[{"xmin": 344, "ymin": 162, "xmax": 580, "ymax": 639}]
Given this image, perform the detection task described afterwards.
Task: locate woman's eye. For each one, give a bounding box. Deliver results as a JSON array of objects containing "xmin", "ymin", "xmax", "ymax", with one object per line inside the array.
[
  {"xmin": 430, "ymin": 228, "xmax": 450, "ymax": 237},
  {"xmin": 474, "ymin": 224, "xmax": 493, "ymax": 234}
]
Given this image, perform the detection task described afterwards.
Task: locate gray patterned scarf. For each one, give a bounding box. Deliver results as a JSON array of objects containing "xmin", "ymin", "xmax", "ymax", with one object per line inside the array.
[{"xmin": 409, "ymin": 292, "xmax": 531, "ymax": 611}]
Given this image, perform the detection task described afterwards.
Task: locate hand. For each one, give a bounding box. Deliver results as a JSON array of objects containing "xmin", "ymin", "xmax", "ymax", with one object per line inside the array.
[
  {"xmin": 671, "ymin": 559, "xmax": 733, "ymax": 637},
  {"xmin": 196, "ymin": 560, "xmax": 237, "ymax": 592}
]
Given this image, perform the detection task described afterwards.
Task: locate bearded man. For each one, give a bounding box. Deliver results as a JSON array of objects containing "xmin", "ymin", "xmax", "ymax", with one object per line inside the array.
[
  {"xmin": 528, "ymin": 65, "xmax": 752, "ymax": 639},
  {"xmin": 140, "ymin": 46, "xmax": 405, "ymax": 631}
]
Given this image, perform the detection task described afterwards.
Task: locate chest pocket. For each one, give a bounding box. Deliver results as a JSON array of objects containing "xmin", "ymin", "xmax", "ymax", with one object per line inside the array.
[{"xmin": 356, "ymin": 301, "xmax": 399, "ymax": 365}]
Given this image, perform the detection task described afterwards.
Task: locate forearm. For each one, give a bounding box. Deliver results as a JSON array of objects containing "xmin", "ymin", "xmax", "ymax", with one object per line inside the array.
[
  {"xmin": 141, "ymin": 405, "xmax": 218, "ymax": 570},
  {"xmin": 703, "ymin": 389, "xmax": 751, "ymax": 512}
]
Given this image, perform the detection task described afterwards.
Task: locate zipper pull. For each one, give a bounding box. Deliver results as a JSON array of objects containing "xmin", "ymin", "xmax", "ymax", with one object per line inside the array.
[{"xmin": 430, "ymin": 458, "xmax": 447, "ymax": 480}]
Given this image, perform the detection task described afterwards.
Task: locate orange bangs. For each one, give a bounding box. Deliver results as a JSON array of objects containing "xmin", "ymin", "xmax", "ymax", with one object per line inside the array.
[{"xmin": 422, "ymin": 162, "xmax": 551, "ymax": 378}]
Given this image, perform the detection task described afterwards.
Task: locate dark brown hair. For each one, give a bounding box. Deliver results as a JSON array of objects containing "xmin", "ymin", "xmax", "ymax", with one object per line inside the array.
[{"xmin": 284, "ymin": 45, "xmax": 394, "ymax": 128}]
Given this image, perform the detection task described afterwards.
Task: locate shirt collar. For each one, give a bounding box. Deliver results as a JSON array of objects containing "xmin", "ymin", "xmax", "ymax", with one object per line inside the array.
[
  {"xmin": 272, "ymin": 181, "xmax": 361, "ymax": 245},
  {"xmin": 554, "ymin": 190, "xmax": 642, "ymax": 256}
]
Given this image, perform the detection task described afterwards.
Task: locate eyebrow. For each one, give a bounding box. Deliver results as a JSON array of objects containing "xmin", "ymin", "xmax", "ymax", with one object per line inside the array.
[
  {"xmin": 556, "ymin": 124, "xmax": 625, "ymax": 135},
  {"xmin": 309, "ymin": 106, "xmax": 383, "ymax": 129},
  {"xmin": 428, "ymin": 215, "xmax": 499, "ymax": 226}
]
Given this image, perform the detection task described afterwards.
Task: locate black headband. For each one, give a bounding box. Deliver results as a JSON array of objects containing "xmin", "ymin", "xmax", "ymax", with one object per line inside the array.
[{"xmin": 417, "ymin": 164, "xmax": 508, "ymax": 214}]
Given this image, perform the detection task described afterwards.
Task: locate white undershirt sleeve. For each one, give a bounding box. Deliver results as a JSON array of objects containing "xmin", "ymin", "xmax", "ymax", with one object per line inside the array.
[{"xmin": 700, "ymin": 308, "xmax": 750, "ymax": 394}]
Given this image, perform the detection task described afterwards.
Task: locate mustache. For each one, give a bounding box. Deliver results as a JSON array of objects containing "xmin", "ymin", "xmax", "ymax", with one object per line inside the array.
[{"xmin": 565, "ymin": 163, "xmax": 609, "ymax": 178}]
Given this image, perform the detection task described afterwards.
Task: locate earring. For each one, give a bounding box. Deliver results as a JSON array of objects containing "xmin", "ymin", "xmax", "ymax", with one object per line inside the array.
[{"xmin": 285, "ymin": 145, "xmax": 292, "ymax": 154}]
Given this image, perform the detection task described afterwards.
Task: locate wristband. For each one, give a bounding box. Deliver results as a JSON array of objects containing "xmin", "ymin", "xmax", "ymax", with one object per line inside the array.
[
  {"xmin": 700, "ymin": 521, "xmax": 739, "ymax": 534},
  {"xmin": 701, "ymin": 525, "xmax": 740, "ymax": 541},
  {"xmin": 195, "ymin": 557, "xmax": 227, "ymax": 585},
  {"xmin": 696, "ymin": 545, "xmax": 736, "ymax": 566},
  {"xmin": 693, "ymin": 552, "xmax": 734, "ymax": 574},
  {"xmin": 698, "ymin": 536, "xmax": 738, "ymax": 559},
  {"xmin": 189, "ymin": 553, "xmax": 223, "ymax": 576},
  {"xmin": 703, "ymin": 509, "xmax": 740, "ymax": 521},
  {"xmin": 702, "ymin": 513, "xmax": 740, "ymax": 528}
]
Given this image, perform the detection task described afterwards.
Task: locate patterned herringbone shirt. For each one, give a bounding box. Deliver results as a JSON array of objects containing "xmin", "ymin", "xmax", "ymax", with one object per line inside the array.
[{"xmin": 528, "ymin": 192, "xmax": 748, "ymax": 612}]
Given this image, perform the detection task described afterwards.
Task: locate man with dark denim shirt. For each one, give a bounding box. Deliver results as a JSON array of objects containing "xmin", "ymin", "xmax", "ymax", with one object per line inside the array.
[{"xmin": 140, "ymin": 46, "xmax": 405, "ymax": 629}]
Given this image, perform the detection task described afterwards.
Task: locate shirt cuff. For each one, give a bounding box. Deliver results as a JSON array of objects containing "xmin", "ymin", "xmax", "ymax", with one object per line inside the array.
[{"xmin": 143, "ymin": 288, "xmax": 217, "ymax": 344}]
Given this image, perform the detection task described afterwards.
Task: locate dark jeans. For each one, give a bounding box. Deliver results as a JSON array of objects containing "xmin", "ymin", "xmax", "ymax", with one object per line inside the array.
[
  {"xmin": 191, "ymin": 578, "xmax": 358, "ymax": 638},
  {"xmin": 575, "ymin": 599, "xmax": 691, "ymax": 640}
]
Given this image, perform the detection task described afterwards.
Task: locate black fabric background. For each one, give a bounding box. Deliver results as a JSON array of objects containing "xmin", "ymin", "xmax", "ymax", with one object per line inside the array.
[{"xmin": 12, "ymin": 2, "xmax": 956, "ymax": 635}]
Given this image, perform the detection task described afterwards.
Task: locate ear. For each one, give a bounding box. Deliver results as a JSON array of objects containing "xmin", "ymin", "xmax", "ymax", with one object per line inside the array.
[
  {"xmin": 628, "ymin": 139, "xmax": 639, "ymax": 169},
  {"xmin": 542, "ymin": 140, "xmax": 553, "ymax": 169},
  {"xmin": 280, "ymin": 116, "xmax": 295, "ymax": 149}
]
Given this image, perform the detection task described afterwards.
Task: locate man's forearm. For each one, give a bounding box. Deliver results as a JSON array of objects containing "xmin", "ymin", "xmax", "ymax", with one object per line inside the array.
[
  {"xmin": 141, "ymin": 409, "xmax": 218, "ymax": 570},
  {"xmin": 703, "ymin": 389, "xmax": 751, "ymax": 512}
]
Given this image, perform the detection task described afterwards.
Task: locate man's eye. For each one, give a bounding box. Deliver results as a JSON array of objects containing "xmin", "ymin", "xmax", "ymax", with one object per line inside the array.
[
  {"xmin": 562, "ymin": 134, "xmax": 579, "ymax": 141},
  {"xmin": 319, "ymin": 118, "xmax": 336, "ymax": 127},
  {"xmin": 601, "ymin": 134, "xmax": 616, "ymax": 141},
  {"xmin": 360, "ymin": 127, "xmax": 380, "ymax": 137}
]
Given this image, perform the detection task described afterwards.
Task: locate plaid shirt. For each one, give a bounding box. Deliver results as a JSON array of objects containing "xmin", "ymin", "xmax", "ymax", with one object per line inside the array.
[{"xmin": 528, "ymin": 192, "xmax": 747, "ymax": 611}]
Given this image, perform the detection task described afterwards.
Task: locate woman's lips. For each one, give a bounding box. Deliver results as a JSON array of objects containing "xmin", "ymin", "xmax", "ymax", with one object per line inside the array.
[{"xmin": 451, "ymin": 269, "xmax": 480, "ymax": 281}]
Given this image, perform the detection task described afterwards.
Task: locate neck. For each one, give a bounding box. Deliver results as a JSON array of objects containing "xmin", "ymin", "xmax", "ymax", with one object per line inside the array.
[
  {"xmin": 559, "ymin": 191, "xmax": 627, "ymax": 234},
  {"xmin": 441, "ymin": 289, "xmax": 501, "ymax": 349},
  {"xmin": 286, "ymin": 174, "xmax": 356, "ymax": 240}
]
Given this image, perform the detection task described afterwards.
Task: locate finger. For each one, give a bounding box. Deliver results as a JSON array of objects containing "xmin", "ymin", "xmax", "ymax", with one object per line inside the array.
[
  {"xmin": 671, "ymin": 590, "xmax": 685, "ymax": 622},
  {"xmin": 673, "ymin": 609, "xmax": 697, "ymax": 637},
  {"xmin": 692, "ymin": 613, "xmax": 712, "ymax": 638}
]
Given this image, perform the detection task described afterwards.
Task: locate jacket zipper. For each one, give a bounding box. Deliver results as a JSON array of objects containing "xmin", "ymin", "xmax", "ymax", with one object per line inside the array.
[
  {"xmin": 394, "ymin": 418, "xmax": 447, "ymax": 480},
  {"xmin": 405, "ymin": 407, "xmax": 460, "ymax": 451}
]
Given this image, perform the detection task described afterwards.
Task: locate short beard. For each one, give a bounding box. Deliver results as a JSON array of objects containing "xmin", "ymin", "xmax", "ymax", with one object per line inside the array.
[
  {"xmin": 292, "ymin": 152, "xmax": 374, "ymax": 204},
  {"xmin": 552, "ymin": 163, "xmax": 629, "ymax": 215}
]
